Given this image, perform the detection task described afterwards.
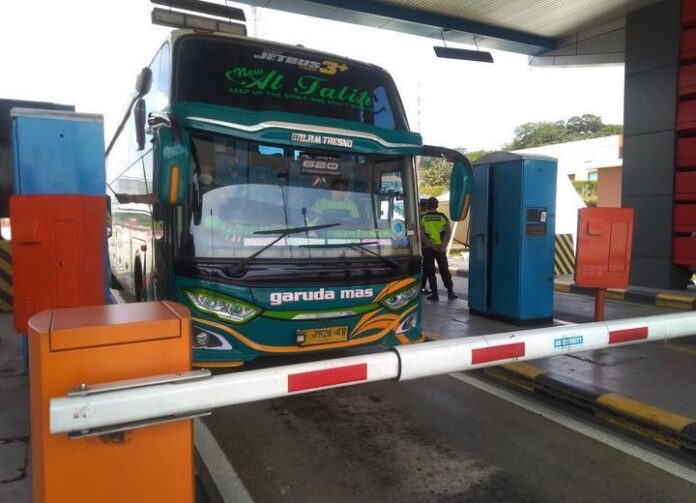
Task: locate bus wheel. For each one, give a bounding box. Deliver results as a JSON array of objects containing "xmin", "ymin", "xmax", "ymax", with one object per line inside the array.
[
  {"xmin": 134, "ymin": 258, "xmax": 145, "ymax": 302},
  {"xmin": 110, "ymin": 272, "xmax": 122, "ymax": 290}
]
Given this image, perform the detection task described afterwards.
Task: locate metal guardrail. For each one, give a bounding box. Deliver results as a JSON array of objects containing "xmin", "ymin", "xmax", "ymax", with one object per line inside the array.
[{"xmin": 50, "ymin": 312, "xmax": 696, "ymax": 436}]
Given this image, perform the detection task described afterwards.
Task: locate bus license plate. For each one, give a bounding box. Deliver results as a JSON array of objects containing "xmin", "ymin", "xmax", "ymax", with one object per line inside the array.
[{"xmin": 296, "ymin": 326, "xmax": 349, "ymax": 346}]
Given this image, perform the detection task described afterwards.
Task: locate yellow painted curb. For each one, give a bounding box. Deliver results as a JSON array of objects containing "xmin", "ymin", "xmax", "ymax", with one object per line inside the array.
[
  {"xmin": 554, "ymin": 281, "xmax": 571, "ymax": 292},
  {"xmin": 597, "ymin": 393, "xmax": 694, "ymax": 432},
  {"xmin": 606, "ymin": 289, "xmax": 626, "ymax": 301},
  {"xmin": 193, "ymin": 361, "xmax": 245, "ymax": 369},
  {"xmin": 655, "ymin": 293, "xmax": 695, "ymax": 310},
  {"xmin": 484, "ymin": 367, "xmax": 536, "ymax": 392},
  {"xmin": 422, "ymin": 330, "xmax": 441, "ymax": 341},
  {"xmin": 501, "ymin": 362, "xmax": 546, "ymax": 380}
]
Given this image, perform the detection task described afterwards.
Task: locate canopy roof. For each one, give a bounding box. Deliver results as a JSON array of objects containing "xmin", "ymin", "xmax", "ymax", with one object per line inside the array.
[{"xmin": 236, "ymin": 0, "xmax": 660, "ymax": 64}]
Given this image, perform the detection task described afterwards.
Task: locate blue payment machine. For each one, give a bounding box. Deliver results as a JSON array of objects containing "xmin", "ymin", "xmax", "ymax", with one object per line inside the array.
[
  {"xmin": 468, "ymin": 152, "xmax": 557, "ymax": 324},
  {"xmin": 11, "ymin": 108, "xmax": 105, "ymax": 195}
]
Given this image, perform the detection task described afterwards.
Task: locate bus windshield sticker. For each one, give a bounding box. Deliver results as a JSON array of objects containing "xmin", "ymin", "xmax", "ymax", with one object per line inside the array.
[
  {"xmin": 292, "ymin": 133, "xmax": 354, "ymax": 149},
  {"xmin": 390, "ymin": 220, "xmax": 406, "ymax": 237},
  {"xmin": 225, "ymin": 67, "xmax": 374, "ymax": 112},
  {"xmin": 253, "ymin": 49, "xmax": 350, "ymax": 76},
  {"xmin": 300, "ymin": 154, "xmax": 341, "ymax": 176},
  {"xmin": 176, "ymin": 38, "xmax": 409, "ymax": 129}
]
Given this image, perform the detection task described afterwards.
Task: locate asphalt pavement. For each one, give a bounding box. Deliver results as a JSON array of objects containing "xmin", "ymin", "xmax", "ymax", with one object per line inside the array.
[{"xmin": 202, "ymin": 276, "xmax": 696, "ymax": 501}]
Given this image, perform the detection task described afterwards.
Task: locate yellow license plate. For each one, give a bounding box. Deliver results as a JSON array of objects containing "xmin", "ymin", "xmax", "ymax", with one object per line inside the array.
[{"xmin": 296, "ymin": 326, "xmax": 349, "ymax": 347}]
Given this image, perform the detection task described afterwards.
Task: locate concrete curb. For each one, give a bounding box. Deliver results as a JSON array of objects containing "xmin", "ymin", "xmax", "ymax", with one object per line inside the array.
[
  {"xmin": 446, "ymin": 267, "xmax": 696, "ymax": 311},
  {"xmin": 483, "ymin": 362, "xmax": 696, "ymax": 453}
]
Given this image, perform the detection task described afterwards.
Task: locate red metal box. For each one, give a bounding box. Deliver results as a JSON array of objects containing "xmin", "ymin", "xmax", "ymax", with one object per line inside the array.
[
  {"xmin": 674, "ymin": 204, "xmax": 696, "ymax": 232},
  {"xmin": 684, "ymin": 0, "xmax": 696, "ymax": 28},
  {"xmin": 680, "ymin": 63, "xmax": 696, "ymax": 97},
  {"xmin": 676, "ymin": 99, "xmax": 696, "ymax": 133},
  {"xmin": 675, "ymin": 171, "xmax": 696, "ymax": 201},
  {"xmin": 682, "ymin": 27, "xmax": 696, "ymax": 61},
  {"xmin": 10, "ymin": 195, "xmax": 106, "ymax": 331},
  {"xmin": 676, "ymin": 137, "xmax": 696, "ymax": 168},
  {"xmin": 575, "ymin": 208, "xmax": 634, "ymax": 289},
  {"xmin": 673, "ymin": 236, "xmax": 696, "ymax": 264}
]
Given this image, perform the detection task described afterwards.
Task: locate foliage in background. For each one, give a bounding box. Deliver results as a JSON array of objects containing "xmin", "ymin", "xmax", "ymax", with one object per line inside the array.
[
  {"xmin": 420, "ymin": 157, "xmax": 452, "ymax": 187},
  {"xmin": 418, "ymin": 185, "xmax": 446, "ymax": 197},
  {"xmin": 418, "ymin": 150, "xmax": 489, "ymax": 196},
  {"xmin": 505, "ymin": 114, "xmax": 623, "ymax": 150},
  {"xmin": 465, "ymin": 149, "xmax": 492, "ymax": 163},
  {"xmin": 572, "ymin": 180, "xmax": 597, "ymax": 207}
]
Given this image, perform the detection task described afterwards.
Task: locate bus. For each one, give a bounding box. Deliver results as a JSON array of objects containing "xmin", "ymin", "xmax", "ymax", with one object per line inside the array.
[{"xmin": 107, "ymin": 26, "xmax": 472, "ymax": 366}]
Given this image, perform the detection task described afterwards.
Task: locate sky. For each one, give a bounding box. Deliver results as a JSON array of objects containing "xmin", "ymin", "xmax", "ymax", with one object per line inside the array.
[{"xmin": 0, "ymin": 0, "xmax": 625, "ymax": 151}]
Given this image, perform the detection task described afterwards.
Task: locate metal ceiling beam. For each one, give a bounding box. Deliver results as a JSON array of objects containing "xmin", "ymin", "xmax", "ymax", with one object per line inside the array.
[{"xmin": 296, "ymin": 0, "xmax": 559, "ymax": 52}]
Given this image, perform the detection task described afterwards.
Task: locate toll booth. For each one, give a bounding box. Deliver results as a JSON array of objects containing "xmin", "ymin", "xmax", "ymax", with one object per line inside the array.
[
  {"xmin": 468, "ymin": 152, "xmax": 557, "ymax": 324},
  {"xmin": 9, "ymin": 109, "xmax": 108, "ymax": 331}
]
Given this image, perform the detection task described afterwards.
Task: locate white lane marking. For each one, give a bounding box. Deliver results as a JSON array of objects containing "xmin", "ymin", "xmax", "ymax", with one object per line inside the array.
[
  {"xmin": 195, "ymin": 418, "xmax": 255, "ymax": 503},
  {"xmin": 449, "ymin": 372, "xmax": 696, "ymax": 486},
  {"xmin": 553, "ymin": 318, "xmax": 575, "ymax": 326}
]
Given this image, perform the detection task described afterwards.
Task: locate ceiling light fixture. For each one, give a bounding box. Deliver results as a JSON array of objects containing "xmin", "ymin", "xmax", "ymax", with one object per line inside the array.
[{"xmin": 433, "ymin": 29, "xmax": 494, "ymax": 63}]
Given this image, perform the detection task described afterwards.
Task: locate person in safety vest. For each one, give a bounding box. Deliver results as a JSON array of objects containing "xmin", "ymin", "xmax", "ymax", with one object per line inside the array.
[
  {"xmin": 312, "ymin": 177, "xmax": 359, "ymax": 219},
  {"xmin": 420, "ymin": 196, "xmax": 457, "ymax": 301}
]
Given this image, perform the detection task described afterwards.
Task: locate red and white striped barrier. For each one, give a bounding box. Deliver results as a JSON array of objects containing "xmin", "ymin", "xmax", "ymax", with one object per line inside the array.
[{"xmin": 50, "ymin": 312, "xmax": 696, "ymax": 435}]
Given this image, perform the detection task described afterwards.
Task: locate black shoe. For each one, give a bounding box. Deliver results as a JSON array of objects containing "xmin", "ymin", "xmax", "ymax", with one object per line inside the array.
[
  {"xmin": 422, "ymin": 288, "xmax": 431, "ymax": 296},
  {"xmin": 447, "ymin": 290, "xmax": 458, "ymax": 300},
  {"xmin": 427, "ymin": 293, "xmax": 439, "ymax": 302}
]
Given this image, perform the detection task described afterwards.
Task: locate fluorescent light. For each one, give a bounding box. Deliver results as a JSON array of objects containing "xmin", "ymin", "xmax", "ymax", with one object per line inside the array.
[
  {"xmin": 433, "ymin": 46, "xmax": 494, "ymax": 63},
  {"xmin": 152, "ymin": 7, "xmax": 246, "ymax": 35},
  {"xmin": 151, "ymin": 0, "xmax": 245, "ymax": 21}
]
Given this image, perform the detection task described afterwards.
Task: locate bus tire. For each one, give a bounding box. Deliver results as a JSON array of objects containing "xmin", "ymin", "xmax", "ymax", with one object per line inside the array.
[
  {"xmin": 110, "ymin": 272, "xmax": 122, "ymax": 290},
  {"xmin": 134, "ymin": 257, "xmax": 145, "ymax": 302}
]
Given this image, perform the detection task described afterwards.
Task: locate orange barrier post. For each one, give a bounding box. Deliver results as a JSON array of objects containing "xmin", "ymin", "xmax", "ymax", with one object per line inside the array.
[
  {"xmin": 28, "ymin": 301, "xmax": 193, "ymax": 503},
  {"xmin": 594, "ymin": 288, "xmax": 606, "ymax": 321}
]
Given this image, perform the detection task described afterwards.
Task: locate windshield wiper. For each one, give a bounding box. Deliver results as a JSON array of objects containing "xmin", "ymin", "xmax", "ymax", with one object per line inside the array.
[
  {"xmin": 300, "ymin": 241, "xmax": 404, "ymax": 270},
  {"xmin": 225, "ymin": 223, "xmax": 340, "ymax": 276}
]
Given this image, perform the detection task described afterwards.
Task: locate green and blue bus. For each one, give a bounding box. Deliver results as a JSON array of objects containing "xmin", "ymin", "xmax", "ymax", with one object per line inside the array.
[{"xmin": 107, "ymin": 26, "xmax": 472, "ymax": 366}]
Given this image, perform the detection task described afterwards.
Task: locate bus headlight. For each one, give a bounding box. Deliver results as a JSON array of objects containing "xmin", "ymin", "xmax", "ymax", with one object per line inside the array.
[
  {"xmin": 380, "ymin": 284, "xmax": 420, "ymax": 311},
  {"xmin": 184, "ymin": 289, "xmax": 261, "ymax": 324}
]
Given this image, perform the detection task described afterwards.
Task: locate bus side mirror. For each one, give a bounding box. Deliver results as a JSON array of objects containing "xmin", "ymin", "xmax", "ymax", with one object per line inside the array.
[
  {"xmin": 449, "ymin": 159, "xmax": 474, "ymax": 221},
  {"xmin": 154, "ymin": 126, "xmax": 190, "ymax": 206},
  {"xmin": 133, "ymin": 99, "xmax": 147, "ymax": 151},
  {"xmin": 421, "ymin": 145, "xmax": 474, "ymax": 222},
  {"xmin": 135, "ymin": 67, "xmax": 152, "ymax": 97}
]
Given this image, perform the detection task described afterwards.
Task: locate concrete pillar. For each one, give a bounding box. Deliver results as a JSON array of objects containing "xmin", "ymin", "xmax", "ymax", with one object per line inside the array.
[{"xmin": 622, "ymin": 0, "xmax": 690, "ymax": 289}]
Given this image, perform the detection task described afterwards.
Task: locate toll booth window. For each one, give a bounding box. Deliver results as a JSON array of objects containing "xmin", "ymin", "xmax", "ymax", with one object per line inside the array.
[{"xmin": 525, "ymin": 207, "xmax": 547, "ymax": 235}]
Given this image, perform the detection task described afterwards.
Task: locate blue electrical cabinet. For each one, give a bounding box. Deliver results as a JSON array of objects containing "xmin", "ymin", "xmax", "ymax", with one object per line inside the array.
[
  {"xmin": 10, "ymin": 108, "xmax": 105, "ymax": 195},
  {"xmin": 468, "ymin": 152, "xmax": 557, "ymax": 324}
]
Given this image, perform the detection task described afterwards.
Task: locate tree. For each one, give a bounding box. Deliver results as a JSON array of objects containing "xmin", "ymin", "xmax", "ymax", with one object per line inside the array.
[
  {"xmin": 506, "ymin": 121, "xmax": 567, "ymax": 150},
  {"xmin": 465, "ymin": 149, "xmax": 492, "ymax": 163},
  {"xmin": 505, "ymin": 114, "xmax": 623, "ymax": 150},
  {"xmin": 566, "ymin": 114, "xmax": 604, "ymax": 137},
  {"xmin": 420, "ymin": 157, "xmax": 452, "ymax": 186},
  {"xmin": 572, "ymin": 180, "xmax": 597, "ymax": 207}
]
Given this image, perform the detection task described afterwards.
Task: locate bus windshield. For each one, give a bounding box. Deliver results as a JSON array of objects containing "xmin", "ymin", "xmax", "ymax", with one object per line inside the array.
[
  {"xmin": 176, "ymin": 134, "xmax": 417, "ymax": 260},
  {"xmin": 174, "ymin": 36, "xmax": 408, "ymax": 130}
]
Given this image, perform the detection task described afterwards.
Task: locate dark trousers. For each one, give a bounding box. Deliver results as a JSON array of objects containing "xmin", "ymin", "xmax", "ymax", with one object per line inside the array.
[{"xmin": 422, "ymin": 247, "xmax": 453, "ymax": 292}]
